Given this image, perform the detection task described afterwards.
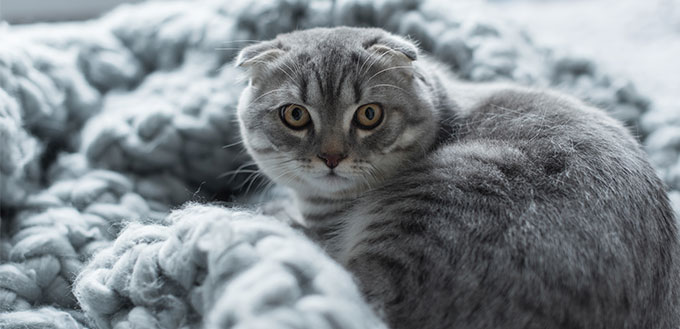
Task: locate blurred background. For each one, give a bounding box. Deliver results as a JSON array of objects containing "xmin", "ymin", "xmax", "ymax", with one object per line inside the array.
[
  {"xmin": 2, "ymin": 0, "xmax": 678, "ymax": 111},
  {"xmin": 1, "ymin": 0, "xmax": 144, "ymax": 24}
]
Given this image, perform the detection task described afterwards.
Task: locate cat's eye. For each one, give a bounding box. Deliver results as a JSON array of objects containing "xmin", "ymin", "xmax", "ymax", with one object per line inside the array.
[
  {"xmin": 354, "ymin": 103, "xmax": 383, "ymax": 129},
  {"xmin": 280, "ymin": 104, "xmax": 311, "ymax": 130}
]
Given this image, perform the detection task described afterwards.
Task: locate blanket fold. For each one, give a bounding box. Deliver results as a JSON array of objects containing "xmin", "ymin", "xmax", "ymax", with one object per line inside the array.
[{"xmin": 1, "ymin": 0, "xmax": 678, "ymax": 327}]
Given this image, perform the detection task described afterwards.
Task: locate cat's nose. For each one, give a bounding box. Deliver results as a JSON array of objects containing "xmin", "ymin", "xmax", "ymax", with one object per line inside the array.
[{"xmin": 317, "ymin": 153, "xmax": 347, "ymax": 169}]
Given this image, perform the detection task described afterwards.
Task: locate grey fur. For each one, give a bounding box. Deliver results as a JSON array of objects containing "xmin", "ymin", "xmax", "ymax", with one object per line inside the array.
[{"xmin": 236, "ymin": 27, "xmax": 680, "ymax": 329}]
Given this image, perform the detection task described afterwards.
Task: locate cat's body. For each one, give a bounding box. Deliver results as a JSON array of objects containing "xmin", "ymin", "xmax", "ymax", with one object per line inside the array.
[{"xmin": 235, "ymin": 27, "xmax": 680, "ymax": 329}]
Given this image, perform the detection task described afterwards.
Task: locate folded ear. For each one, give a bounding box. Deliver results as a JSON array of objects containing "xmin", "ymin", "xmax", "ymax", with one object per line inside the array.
[
  {"xmin": 365, "ymin": 35, "xmax": 418, "ymax": 79},
  {"xmin": 365, "ymin": 34, "xmax": 418, "ymax": 65},
  {"xmin": 235, "ymin": 41, "xmax": 286, "ymax": 82},
  {"xmin": 235, "ymin": 42, "xmax": 285, "ymax": 67}
]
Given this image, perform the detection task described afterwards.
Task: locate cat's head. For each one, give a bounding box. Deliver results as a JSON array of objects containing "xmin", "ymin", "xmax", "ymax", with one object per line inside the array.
[{"xmin": 235, "ymin": 27, "xmax": 440, "ymax": 197}]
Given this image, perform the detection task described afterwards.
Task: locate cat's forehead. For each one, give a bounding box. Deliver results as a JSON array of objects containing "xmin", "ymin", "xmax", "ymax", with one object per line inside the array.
[
  {"xmin": 276, "ymin": 27, "xmax": 387, "ymax": 52},
  {"xmin": 267, "ymin": 28, "xmax": 392, "ymax": 107},
  {"xmin": 244, "ymin": 27, "xmax": 416, "ymax": 109}
]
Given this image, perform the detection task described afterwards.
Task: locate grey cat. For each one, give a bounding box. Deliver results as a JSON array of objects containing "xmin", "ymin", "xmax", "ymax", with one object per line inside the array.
[{"xmin": 235, "ymin": 27, "xmax": 680, "ymax": 329}]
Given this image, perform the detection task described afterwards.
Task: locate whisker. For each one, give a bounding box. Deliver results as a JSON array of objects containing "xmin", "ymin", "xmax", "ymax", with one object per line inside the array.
[
  {"xmin": 291, "ymin": 56, "xmax": 305, "ymax": 82},
  {"xmin": 357, "ymin": 167, "xmax": 373, "ymax": 191},
  {"xmin": 359, "ymin": 46, "xmax": 385, "ymax": 77},
  {"xmin": 217, "ymin": 169, "xmax": 260, "ymax": 179},
  {"xmin": 237, "ymin": 170, "xmax": 263, "ymax": 189},
  {"xmin": 245, "ymin": 172, "xmax": 266, "ymax": 194},
  {"xmin": 221, "ymin": 137, "xmax": 250, "ymax": 155},
  {"xmin": 217, "ymin": 40, "xmax": 262, "ymax": 45},
  {"xmin": 222, "ymin": 140, "xmax": 244, "ymax": 149},
  {"xmin": 219, "ymin": 161, "xmax": 257, "ymax": 181},
  {"xmin": 243, "ymin": 159, "xmax": 296, "ymax": 195},
  {"xmin": 245, "ymin": 88, "xmax": 289, "ymax": 108},
  {"xmin": 361, "ymin": 49, "xmax": 392, "ymax": 78},
  {"xmin": 365, "ymin": 65, "xmax": 413, "ymax": 84},
  {"xmin": 253, "ymin": 174, "xmax": 276, "ymax": 193},
  {"xmin": 277, "ymin": 62, "xmax": 302, "ymax": 89},
  {"xmin": 366, "ymin": 83, "xmax": 414, "ymax": 97},
  {"xmin": 264, "ymin": 169, "xmax": 289, "ymax": 189}
]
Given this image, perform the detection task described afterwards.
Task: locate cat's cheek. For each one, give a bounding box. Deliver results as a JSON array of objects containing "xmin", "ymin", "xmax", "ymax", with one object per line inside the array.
[
  {"xmin": 355, "ymin": 129, "xmax": 374, "ymax": 140},
  {"xmin": 368, "ymin": 153, "xmax": 410, "ymax": 180},
  {"xmin": 383, "ymin": 127, "xmax": 420, "ymax": 154},
  {"xmin": 254, "ymin": 157, "xmax": 301, "ymax": 187},
  {"xmin": 236, "ymin": 87, "xmax": 255, "ymax": 119},
  {"xmin": 243, "ymin": 133, "xmax": 274, "ymax": 153}
]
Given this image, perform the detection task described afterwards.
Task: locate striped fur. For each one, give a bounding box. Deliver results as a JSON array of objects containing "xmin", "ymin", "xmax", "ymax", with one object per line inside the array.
[{"xmin": 236, "ymin": 27, "xmax": 680, "ymax": 329}]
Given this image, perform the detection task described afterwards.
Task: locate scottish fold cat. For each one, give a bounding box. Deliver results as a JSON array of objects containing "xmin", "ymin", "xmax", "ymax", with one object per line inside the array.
[{"xmin": 235, "ymin": 27, "xmax": 680, "ymax": 329}]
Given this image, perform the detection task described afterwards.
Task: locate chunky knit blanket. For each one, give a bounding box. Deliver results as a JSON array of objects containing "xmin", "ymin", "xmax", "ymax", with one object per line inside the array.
[{"xmin": 1, "ymin": 0, "xmax": 678, "ymax": 328}]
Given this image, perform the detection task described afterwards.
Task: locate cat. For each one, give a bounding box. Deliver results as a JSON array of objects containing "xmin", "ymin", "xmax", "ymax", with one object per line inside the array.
[{"xmin": 234, "ymin": 27, "xmax": 680, "ymax": 329}]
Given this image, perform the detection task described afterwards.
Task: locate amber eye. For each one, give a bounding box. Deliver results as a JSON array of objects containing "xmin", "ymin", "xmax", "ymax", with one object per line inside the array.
[
  {"xmin": 354, "ymin": 103, "xmax": 383, "ymax": 129},
  {"xmin": 280, "ymin": 104, "xmax": 311, "ymax": 130}
]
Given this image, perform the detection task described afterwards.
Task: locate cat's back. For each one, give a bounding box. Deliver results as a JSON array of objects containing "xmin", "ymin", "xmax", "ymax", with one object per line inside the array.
[{"xmin": 338, "ymin": 87, "xmax": 680, "ymax": 329}]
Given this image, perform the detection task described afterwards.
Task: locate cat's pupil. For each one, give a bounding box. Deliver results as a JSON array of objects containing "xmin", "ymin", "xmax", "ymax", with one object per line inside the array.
[
  {"xmin": 292, "ymin": 108, "xmax": 302, "ymax": 120},
  {"xmin": 365, "ymin": 107, "xmax": 375, "ymax": 120}
]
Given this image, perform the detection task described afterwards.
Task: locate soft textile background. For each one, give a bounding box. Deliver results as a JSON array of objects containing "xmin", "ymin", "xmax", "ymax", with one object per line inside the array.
[{"xmin": 1, "ymin": 0, "xmax": 678, "ymax": 328}]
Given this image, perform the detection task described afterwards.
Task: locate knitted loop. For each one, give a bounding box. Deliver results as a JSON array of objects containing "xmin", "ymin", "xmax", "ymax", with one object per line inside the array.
[
  {"xmin": 75, "ymin": 205, "xmax": 385, "ymax": 329},
  {"xmin": 0, "ymin": 39, "xmax": 101, "ymax": 208},
  {"xmin": 80, "ymin": 66, "xmax": 252, "ymax": 195},
  {"xmin": 0, "ymin": 307, "xmax": 86, "ymax": 329},
  {"xmin": 0, "ymin": 0, "xmax": 678, "ymax": 327},
  {"xmin": 2, "ymin": 170, "xmax": 159, "ymax": 311}
]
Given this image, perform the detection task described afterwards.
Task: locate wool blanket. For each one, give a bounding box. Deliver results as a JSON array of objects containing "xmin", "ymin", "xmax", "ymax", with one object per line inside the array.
[{"xmin": 1, "ymin": 0, "xmax": 678, "ymax": 328}]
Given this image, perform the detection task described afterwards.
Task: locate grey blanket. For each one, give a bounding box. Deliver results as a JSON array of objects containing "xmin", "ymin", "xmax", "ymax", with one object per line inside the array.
[{"xmin": 1, "ymin": 0, "xmax": 678, "ymax": 328}]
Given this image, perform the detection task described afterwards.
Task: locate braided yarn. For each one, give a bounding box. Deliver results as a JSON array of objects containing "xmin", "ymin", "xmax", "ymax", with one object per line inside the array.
[
  {"xmin": 80, "ymin": 65, "xmax": 251, "ymax": 195},
  {"xmin": 0, "ymin": 307, "xmax": 87, "ymax": 329},
  {"xmin": 75, "ymin": 204, "xmax": 386, "ymax": 329},
  {"xmin": 0, "ymin": 37, "xmax": 98, "ymax": 207},
  {"xmin": 0, "ymin": 168, "xmax": 170, "ymax": 312},
  {"xmin": 0, "ymin": 93, "xmax": 41, "ymax": 206}
]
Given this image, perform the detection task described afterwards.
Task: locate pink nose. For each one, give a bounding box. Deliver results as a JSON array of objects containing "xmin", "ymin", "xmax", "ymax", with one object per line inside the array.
[{"xmin": 317, "ymin": 153, "xmax": 347, "ymax": 169}]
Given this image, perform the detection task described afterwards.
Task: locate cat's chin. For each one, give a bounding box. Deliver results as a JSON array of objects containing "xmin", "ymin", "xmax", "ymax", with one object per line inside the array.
[
  {"xmin": 305, "ymin": 172, "xmax": 356, "ymax": 194},
  {"xmin": 320, "ymin": 172, "xmax": 350, "ymax": 182}
]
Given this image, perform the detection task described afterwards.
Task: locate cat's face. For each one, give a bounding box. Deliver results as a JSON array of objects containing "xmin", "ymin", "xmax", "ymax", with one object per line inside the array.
[{"xmin": 236, "ymin": 27, "xmax": 439, "ymax": 197}]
